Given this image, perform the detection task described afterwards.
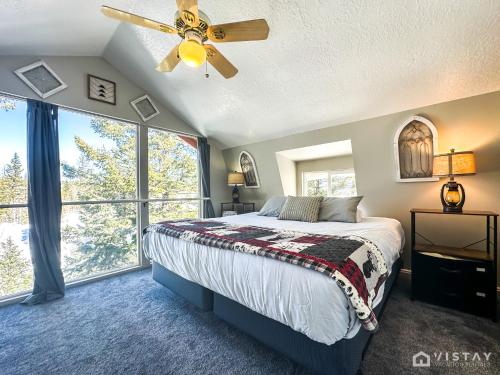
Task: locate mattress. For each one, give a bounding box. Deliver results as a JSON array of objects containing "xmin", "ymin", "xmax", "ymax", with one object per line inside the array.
[{"xmin": 143, "ymin": 213, "xmax": 405, "ymax": 345}]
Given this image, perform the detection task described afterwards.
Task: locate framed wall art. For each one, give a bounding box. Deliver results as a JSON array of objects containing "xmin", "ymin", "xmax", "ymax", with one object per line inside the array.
[
  {"xmin": 239, "ymin": 151, "xmax": 260, "ymax": 188},
  {"xmin": 393, "ymin": 115, "xmax": 439, "ymax": 182},
  {"xmin": 14, "ymin": 60, "xmax": 67, "ymax": 99},
  {"xmin": 88, "ymin": 74, "xmax": 116, "ymax": 105},
  {"xmin": 130, "ymin": 94, "xmax": 160, "ymax": 122}
]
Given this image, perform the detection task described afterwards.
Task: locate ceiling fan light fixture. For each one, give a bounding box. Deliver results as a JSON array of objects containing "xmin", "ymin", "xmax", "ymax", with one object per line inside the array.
[{"xmin": 179, "ymin": 36, "xmax": 206, "ymax": 68}]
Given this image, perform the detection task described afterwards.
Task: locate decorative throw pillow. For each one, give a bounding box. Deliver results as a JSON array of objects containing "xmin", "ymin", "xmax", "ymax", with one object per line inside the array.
[
  {"xmin": 319, "ymin": 196, "xmax": 363, "ymax": 223},
  {"xmin": 278, "ymin": 196, "xmax": 323, "ymax": 223},
  {"xmin": 258, "ymin": 196, "xmax": 287, "ymax": 217}
]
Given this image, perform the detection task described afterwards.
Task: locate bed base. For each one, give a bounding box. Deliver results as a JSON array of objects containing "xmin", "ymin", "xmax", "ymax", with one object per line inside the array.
[
  {"xmin": 152, "ymin": 262, "xmax": 213, "ymax": 310},
  {"xmin": 152, "ymin": 258, "xmax": 402, "ymax": 375}
]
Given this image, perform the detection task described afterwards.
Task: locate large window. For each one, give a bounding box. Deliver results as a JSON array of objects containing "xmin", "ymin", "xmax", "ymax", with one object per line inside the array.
[
  {"xmin": 147, "ymin": 128, "xmax": 200, "ymax": 223},
  {"xmin": 0, "ymin": 96, "xmax": 32, "ymax": 298},
  {"xmin": 0, "ymin": 93, "xmax": 202, "ymax": 300},
  {"xmin": 59, "ymin": 109, "xmax": 139, "ymax": 282},
  {"xmin": 303, "ymin": 170, "xmax": 357, "ymax": 197}
]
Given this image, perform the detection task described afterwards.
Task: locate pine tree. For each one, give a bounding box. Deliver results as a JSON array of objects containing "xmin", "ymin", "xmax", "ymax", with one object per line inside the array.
[
  {"xmin": 0, "ymin": 237, "xmax": 32, "ymax": 297},
  {"xmin": 3, "ymin": 152, "xmax": 26, "ymax": 203},
  {"xmin": 62, "ymin": 118, "xmax": 198, "ymax": 279},
  {"xmin": 0, "ymin": 153, "xmax": 27, "ymax": 223},
  {"xmin": 0, "ymin": 97, "xmax": 16, "ymax": 112}
]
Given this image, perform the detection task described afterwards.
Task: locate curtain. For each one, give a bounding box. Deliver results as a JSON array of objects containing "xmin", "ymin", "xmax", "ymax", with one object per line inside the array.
[
  {"xmin": 22, "ymin": 99, "xmax": 65, "ymax": 305},
  {"xmin": 197, "ymin": 137, "xmax": 215, "ymax": 218}
]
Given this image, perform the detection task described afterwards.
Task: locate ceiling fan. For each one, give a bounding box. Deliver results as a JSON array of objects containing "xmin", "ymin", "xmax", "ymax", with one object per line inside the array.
[{"xmin": 101, "ymin": 0, "xmax": 270, "ymax": 79}]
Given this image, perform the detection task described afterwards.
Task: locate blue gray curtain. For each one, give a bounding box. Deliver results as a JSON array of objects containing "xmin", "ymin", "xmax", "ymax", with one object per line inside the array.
[
  {"xmin": 197, "ymin": 137, "xmax": 215, "ymax": 218},
  {"xmin": 22, "ymin": 99, "xmax": 65, "ymax": 305}
]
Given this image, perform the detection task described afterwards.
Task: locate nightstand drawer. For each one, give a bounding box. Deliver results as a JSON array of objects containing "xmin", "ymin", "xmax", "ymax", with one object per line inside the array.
[
  {"xmin": 465, "ymin": 290, "xmax": 491, "ymax": 317},
  {"xmin": 466, "ymin": 264, "xmax": 493, "ymax": 287},
  {"xmin": 412, "ymin": 253, "xmax": 460, "ymax": 304}
]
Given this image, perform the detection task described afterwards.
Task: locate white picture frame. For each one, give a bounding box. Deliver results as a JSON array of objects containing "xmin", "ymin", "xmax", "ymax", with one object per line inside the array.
[
  {"xmin": 14, "ymin": 60, "xmax": 67, "ymax": 99},
  {"xmin": 239, "ymin": 151, "xmax": 260, "ymax": 188},
  {"xmin": 393, "ymin": 115, "xmax": 439, "ymax": 182},
  {"xmin": 130, "ymin": 94, "xmax": 160, "ymax": 122}
]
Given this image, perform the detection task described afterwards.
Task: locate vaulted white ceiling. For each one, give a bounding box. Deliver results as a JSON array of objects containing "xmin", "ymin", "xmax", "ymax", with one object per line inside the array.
[{"xmin": 2, "ymin": 1, "xmax": 500, "ymax": 148}]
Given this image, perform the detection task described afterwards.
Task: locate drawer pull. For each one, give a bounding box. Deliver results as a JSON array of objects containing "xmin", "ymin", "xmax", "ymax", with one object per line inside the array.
[
  {"xmin": 475, "ymin": 292, "xmax": 486, "ymax": 298},
  {"xmin": 440, "ymin": 290, "xmax": 461, "ymax": 298},
  {"xmin": 439, "ymin": 267, "xmax": 462, "ymax": 274},
  {"xmin": 476, "ymin": 267, "xmax": 486, "ymax": 272}
]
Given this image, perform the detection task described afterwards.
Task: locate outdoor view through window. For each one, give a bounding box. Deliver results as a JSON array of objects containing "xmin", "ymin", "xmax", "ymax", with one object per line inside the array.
[
  {"xmin": 0, "ymin": 95, "xmax": 200, "ymax": 299},
  {"xmin": 303, "ymin": 170, "xmax": 357, "ymax": 197},
  {"xmin": 0, "ymin": 97, "xmax": 31, "ymax": 298}
]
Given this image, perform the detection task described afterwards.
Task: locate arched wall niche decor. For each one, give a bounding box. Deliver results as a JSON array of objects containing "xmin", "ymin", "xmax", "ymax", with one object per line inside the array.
[
  {"xmin": 239, "ymin": 151, "xmax": 261, "ymax": 188},
  {"xmin": 393, "ymin": 115, "xmax": 439, "ymax": 182}
]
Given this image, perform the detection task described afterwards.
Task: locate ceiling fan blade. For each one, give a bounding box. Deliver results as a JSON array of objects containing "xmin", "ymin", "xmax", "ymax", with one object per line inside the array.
[
  {"xmin": 176, "ymin": 0, "xmax": 200, "ymax": 27},
  {"xmin": 204, "ymin": 45, "xmax": 238, "ymax": 79},
  {"xmin": 156, "ymin": 46, "xmax": 180, "ymax": 72},
  {"xmin": 101, "ymin": 6, "xmax": 177, "ymax": 34},
  {"xmin": 207, "ymin": 19, "xmax": 269, "ymax": 43}
]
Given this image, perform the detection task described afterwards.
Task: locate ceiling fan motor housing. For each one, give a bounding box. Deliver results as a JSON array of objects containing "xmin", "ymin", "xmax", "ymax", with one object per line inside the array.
[
  {"xmin": 184, "ymin": 30, "xmax": 204, "ymax": 45},
  {"xmin": 175, "ymin": 10, "xmax": 210, "ymax": 42}
]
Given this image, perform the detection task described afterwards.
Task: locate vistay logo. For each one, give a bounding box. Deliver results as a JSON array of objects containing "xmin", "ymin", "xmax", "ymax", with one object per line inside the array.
[
  {"xmin": 413, "ymin": 351, "xmax": 430, "ymax": 368},
  {"xmin": 412, "ymin": 351, "xmax": 493, "ymax": 368},
  {"xmin": 433, "ymin": 352, "xmax": 492, "ymax": 362}
]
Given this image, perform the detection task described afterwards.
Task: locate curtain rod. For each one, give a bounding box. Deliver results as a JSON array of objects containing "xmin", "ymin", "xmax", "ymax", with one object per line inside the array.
[{"xmin": 0, "ymin": 90, "xmax": 201, "ymax": 140}]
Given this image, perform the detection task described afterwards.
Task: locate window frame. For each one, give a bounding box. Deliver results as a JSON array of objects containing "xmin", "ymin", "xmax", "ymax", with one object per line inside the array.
[
  {"xmin": 302, "ymin": 169, "xmax": 357, "ymax": 197},
  {"xmin": 0, "ymin": 95, "xmax": 31, "ymax": 301},
  {"xmin": 145, "ymin": 124, "xmax": 202, "ymax": 202},
  {"xmin": 0, "ymin": 92, "xmax": 204, "ymax": 303}
]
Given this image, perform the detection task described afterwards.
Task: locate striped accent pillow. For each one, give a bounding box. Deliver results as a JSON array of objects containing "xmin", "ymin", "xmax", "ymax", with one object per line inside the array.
[{"xmin": 278, "ymin": 196, "xmax": 323, "ymax": 223}]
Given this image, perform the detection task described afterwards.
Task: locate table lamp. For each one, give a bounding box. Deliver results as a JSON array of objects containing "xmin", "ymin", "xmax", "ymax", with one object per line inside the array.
[
  {"xmin": 228, "ymin": 171, "xmax": 245, "ymax": 203},
  {"xmin": 433, "ymin": 148, "xmax": 476, "ymax": 213}
]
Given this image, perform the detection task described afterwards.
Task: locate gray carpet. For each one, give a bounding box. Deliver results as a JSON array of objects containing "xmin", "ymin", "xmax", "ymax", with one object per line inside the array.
[{"xmin": 0, "ymin": 270, "xmax": 498, "ymax": 375}]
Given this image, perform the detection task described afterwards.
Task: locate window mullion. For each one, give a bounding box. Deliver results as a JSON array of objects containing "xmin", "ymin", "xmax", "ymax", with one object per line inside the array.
[{"xmin": 138, "ymin": 124, "xmax": 149, "ymax": 267}]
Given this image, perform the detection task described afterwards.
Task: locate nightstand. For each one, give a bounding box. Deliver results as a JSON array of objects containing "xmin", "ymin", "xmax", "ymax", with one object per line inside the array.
[
  {"xmin": 410, "ymin": 208, "xmax": 498, "ymax": 321},
  {"xmin": 220, "ymin": 202, "xmax": 255, "ymax": 216}
]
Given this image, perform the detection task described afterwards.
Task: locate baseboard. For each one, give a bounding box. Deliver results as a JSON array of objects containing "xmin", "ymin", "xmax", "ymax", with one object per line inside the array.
[{"xmin": 398, "ymin": 268, "xmax": 500, "ymax": 294}]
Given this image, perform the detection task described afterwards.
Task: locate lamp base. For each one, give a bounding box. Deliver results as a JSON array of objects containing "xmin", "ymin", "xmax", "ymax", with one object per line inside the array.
[
  {"xmin": 443, "ymin": 205, "xmax": 463, "ymax": 213},
  {"xmin": 232, "ymin": 185, "xmax": 240, "ymax": 203},
  {"xmin": 440, "ymin": 179, "xmax": 465, "ymax": 213}
]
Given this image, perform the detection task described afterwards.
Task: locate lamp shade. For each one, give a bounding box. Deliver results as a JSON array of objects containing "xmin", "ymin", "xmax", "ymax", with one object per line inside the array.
[
  {"xmin": 433, "ymin": 149, "xmax": 476, "ymax": 177},
  {"xmin": 228, "ymin": 171, "xmax": 245, "ymax": 186}
]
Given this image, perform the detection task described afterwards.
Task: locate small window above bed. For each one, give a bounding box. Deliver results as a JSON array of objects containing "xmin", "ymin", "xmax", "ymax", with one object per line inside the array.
[{"xmin": 302, "ymin": 170, "xmax": 357, "ymax": 198}]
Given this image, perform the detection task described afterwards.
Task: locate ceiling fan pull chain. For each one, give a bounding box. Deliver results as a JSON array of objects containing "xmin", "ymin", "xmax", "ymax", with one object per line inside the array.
[{"xmin": 205, "ymin": 61, "xmax": 209, "ymax": 78}]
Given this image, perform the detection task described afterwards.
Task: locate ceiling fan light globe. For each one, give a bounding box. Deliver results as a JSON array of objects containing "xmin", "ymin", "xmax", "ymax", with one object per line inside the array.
[{"xmin": 179, "ymin": 39, "xmax": 206, "ymax": 68}]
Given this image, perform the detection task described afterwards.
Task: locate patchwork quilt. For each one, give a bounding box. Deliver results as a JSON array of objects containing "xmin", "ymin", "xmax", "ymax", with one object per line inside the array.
[{"xmin": 144, "ymin": 220, "xmax": 389, "ymax": 331}]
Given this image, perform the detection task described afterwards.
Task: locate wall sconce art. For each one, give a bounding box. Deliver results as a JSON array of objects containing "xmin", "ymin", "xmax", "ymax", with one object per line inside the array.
[{"xmin": 394, "ymin": 115, "xmax": 439, "ymax": 182}]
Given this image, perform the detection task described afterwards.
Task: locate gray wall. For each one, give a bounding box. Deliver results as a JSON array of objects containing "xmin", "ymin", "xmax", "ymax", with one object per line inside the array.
[
  {"xmin": 223, "ymin": 90, "xmax": 500, "ymax": 284},
  {"xmin": 0, "ymin": 55, "xmax": 229, "ymax": 213},
  {"xmin": 0, "ymin": 56, "xmax": 193, "ymax": 134},
  {"xmin": 296, "ymin": 155, "xmax": 354, "ymax": 195},
  {"xmin": 208, "ymin": 139, "xmax": 231, "ymax": 217}
]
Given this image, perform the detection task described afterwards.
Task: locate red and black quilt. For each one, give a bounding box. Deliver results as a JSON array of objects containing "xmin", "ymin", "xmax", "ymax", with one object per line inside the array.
[{"xmin": 144, "ymin": 220, "xmax": 389, "ymax": 331}]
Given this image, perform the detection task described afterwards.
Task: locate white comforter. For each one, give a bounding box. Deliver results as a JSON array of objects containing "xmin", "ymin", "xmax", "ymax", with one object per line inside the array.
[{"xmin": 143, "ymin": 213, "xmax": 404, "ymax": 345}]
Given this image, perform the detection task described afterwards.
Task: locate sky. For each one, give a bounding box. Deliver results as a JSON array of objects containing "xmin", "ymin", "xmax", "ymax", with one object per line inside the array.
[{"xmin": 0, "ymin": 96, "xmax": 122, "ymax": 174}]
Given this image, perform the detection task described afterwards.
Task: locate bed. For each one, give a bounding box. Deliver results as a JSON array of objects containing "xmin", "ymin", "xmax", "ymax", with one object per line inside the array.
[{"xmin": 143, "ymin": 213, "xmax": 404, "ymax": 374}]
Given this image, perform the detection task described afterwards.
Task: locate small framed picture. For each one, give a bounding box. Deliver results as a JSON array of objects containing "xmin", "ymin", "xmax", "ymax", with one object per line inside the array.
[
  {"xmin": 14, "ymin": 60, "xmax": 67, "ymax": 99},
  {"xmin": 88, "ymin": 74, "xmax": 116, "ymax": 105},
  {"xmin": 130, "ymin": 94, "xmax": 160, "ymax": 122}
]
